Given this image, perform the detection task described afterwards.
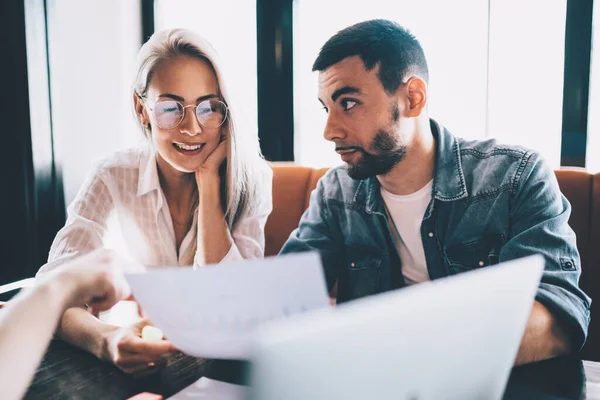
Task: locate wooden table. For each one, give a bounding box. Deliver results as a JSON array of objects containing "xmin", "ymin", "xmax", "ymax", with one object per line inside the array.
[
  {"xmin": 24, "ymin": 339, "xmax": 247, "ymax": 399},
  {"xmin": 24, "ymin": 338, "xmax": 600, "ymax": 399}
]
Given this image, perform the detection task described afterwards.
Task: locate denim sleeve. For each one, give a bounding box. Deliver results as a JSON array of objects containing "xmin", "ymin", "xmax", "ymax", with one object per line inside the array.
[
  {"xmin": 501, "ymin": 151, "xmax": 591, "ymax": 351},
  {"xmin": 279, "ymin": 177, "xmax": 342, "ymax": 292}
]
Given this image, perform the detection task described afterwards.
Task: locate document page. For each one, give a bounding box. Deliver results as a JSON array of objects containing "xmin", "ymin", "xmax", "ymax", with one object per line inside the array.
[{"xmin": 126, "ymin": 252, "xmax": 329, "ymax": 359}]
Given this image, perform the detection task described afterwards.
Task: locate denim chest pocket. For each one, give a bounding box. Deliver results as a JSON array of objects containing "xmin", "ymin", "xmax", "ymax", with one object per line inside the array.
[
  {"xmin": 445, "ymin": 234, "xmax": 504, "ymax": 274},
  {"xmin": 344, "ymin": 245, "xmax": 382, "ymax": 299}
]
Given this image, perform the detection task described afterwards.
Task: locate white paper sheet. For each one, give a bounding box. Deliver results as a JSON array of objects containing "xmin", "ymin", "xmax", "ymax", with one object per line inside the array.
[
  {"xmin": 125, "ymin": 252, "xmax": 329, "ymax": 359},
  {"xmin": 167, "ymin": 377, "xmax": 247, "ymax": 400}
]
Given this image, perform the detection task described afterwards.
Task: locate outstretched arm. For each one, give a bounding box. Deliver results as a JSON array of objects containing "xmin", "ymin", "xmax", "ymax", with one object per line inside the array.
[{"xmin": 0, "ymin": 250, "xmax": 131, "ymax": 400}]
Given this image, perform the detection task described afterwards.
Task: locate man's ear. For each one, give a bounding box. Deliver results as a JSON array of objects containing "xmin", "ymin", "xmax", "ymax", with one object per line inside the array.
[
  {"xmin": 405, "ymin": 77, "xmax": 427, "ymax": 117},
  {"xmin": 133, "ymin": 93, "xmax": 149, "ymax": 127}
]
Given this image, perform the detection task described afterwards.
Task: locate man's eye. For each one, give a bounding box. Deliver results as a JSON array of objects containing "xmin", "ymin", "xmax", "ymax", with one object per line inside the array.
[{"xmin": 342, "ymin": 100, "xmax": 357, "ymax": 111}]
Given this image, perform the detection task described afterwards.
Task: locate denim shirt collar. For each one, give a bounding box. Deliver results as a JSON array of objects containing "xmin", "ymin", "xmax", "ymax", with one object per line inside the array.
[
  {"xmin": 430, "ymin": 119, "xmax": 468, "ymax": 202},
  {"xmin": 362, "ymin": 118, "xmax": 468, "ymax": 215}
]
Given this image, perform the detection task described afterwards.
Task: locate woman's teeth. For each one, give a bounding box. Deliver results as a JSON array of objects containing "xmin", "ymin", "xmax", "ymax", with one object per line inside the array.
[{"xmin": 174, "ymin": 143, "xmax": 202, "ymax": 151}]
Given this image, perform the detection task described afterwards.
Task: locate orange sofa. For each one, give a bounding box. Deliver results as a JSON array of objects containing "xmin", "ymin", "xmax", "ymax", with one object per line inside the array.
[{"xmin": 265, "ymin": 163, "xmax": 600, "ymax": 361}]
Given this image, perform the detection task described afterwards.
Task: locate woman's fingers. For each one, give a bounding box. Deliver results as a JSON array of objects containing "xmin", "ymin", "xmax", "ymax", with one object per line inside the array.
[
  {"xmin": 197, "ymin": 139, "xmax": 227, "ymax": 174},
  {"xmin": 113, "ymin": 351, "xmax": 163, "ymax": 367},
  {"xmin": 118, "ymin": 334, "xmax": 175, "ymax": 354},
  {"xmin": 120, "ymin": 357, "xmax": 167, "ymax": 372},
  {"xmin": 108, "ymin": 319, "xmax": 176, "ymax": 375},
  {"xmin": 114, "ymin": 351, "xmax": 168, "ymax": 375},
  {"xmin": 116, "ymin": 321, "xmax": 175, "ymax": 357}
]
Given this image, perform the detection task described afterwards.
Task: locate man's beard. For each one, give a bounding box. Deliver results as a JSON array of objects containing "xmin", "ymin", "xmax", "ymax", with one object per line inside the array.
[
  {"xmin": 344, "ymin": 103, "xmax": 406, "ymax": 180},
  {"xmin": 345, "ymin": 129, "xmax": 406, "ymax": 180}
]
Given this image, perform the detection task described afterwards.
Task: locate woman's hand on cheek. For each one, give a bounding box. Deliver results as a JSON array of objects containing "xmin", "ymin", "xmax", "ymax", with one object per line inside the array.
[{"xmin": 197, "ymin": 134, "xmax": 227, "ymax": 177}]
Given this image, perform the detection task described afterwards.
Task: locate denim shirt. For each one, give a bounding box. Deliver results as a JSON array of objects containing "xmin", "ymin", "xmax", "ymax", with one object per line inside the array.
[{"xmin": 280, "ymin": 119, "xmax": 591, "ymax": 350}]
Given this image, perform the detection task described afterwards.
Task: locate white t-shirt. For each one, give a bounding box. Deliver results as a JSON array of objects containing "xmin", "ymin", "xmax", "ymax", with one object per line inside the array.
[{"xmin": 381, "ymin": 180, "xmax": 433, "ymax": 285}]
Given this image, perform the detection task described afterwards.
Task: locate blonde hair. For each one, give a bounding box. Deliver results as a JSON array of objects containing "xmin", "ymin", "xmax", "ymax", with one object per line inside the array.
[{"xmin": 132, "ymin": 29, "xmax": 265, "ymax": 263}]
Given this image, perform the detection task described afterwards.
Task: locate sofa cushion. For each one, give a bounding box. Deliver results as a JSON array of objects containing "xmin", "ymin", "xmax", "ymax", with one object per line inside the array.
[
  {"xmin": 265, "ymin": 164, "xmax": 319, "ymax": 256},
  {"xmin": 555, "ymin": 169, "xmax": 592, "ymax": 268}
]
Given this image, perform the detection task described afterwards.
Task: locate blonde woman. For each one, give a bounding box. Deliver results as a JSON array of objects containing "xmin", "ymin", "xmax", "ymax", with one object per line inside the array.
[{"xmin": 37, "ymin": 29, "xmax": 273, "ymax": 374}]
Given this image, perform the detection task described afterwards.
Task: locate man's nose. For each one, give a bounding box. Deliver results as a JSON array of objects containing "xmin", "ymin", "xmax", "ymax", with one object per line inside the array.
[{"xmin": 323, "ymin": 114, "xmax": 346, "ymax": 142}]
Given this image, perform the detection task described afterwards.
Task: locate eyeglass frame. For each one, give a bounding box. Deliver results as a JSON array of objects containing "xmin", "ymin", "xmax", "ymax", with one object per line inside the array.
[{"xmin": 137, "ymin": 94, "xmax": 229, "ymax": 130}]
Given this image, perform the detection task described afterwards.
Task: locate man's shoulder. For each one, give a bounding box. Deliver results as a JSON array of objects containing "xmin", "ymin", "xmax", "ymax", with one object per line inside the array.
[
  {"xmin": 456, "ymin": 136, "xmax": 542, "ymax": 176},
  {"xmin": 457, "ymin": 137, "xmax": 531, "ymax": 161},
  {"xmin": 455, "ymin": 136, "xmax": 545, "ymax": 198}
]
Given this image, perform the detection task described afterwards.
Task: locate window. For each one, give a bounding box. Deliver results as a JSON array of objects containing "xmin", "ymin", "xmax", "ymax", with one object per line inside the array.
[
  {"xmin": 47, "ymin": 0, "xmax": 143, "ymax": 205},
  {"xmin": 487, "ymin": 0, "xmax": 567, "ymax": 168},
  {"xmin": 293, "ymin": 0, "xmax": 567, "ymax": 168},
  {"xmin": 586, "ymin": 1, "xmax": 600, "ymax": 172}
]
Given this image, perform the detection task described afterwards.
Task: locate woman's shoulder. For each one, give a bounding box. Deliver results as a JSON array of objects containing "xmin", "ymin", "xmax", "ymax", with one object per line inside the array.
[
  {"xmin": 249, "ymin": 158, "xmax": 273, "ymax": 193},
  {"xmin": 87, "ymin": 146, "xmax": 153, "ymax": 191},
  {"xmin": 92, "ymin": 146, "xmax": 149, "ymax": 175},
  {"xmin": 257, "ymin": 158, "xmax": 273, "ymax": 180},
  {"xmin": 250, "ymin": 158, "xmax": 273, "ymax": 208}
]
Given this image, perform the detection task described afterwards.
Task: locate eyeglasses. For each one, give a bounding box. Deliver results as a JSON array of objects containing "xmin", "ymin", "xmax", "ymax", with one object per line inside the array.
[{"xmin": 140, "ymin": 96, "xmax": 229, "ymax": 130}]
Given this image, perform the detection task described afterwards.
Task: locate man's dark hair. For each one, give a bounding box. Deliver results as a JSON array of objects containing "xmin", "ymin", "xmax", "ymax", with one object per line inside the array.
[{"xmin": 312, "ymin": 19, "xmax": 429, "ymax": 94}]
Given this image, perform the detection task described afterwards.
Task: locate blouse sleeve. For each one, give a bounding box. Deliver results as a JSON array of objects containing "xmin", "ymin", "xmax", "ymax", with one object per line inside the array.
[{"xmin": 37, "ymin": 165, "xmax": 115, "ymax": 276}]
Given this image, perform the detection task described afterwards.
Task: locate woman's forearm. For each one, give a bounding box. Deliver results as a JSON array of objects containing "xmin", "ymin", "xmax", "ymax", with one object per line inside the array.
[
  {"xmin": 56, "ymin": 307, "xmax": 119, "ymax": 361},
  {"xmin": 195, "ymin": 171, "xmax": 233, "ymax": 265}
]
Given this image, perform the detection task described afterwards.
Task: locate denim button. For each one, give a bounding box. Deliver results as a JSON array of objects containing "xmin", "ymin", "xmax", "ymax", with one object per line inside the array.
[
  {"xmin": 428, "ymin": 232, "xmax": 434, "ymax": 237},
  {"xmin": 479, "ymin": 261, "xmax": 485, "ymax": 266},
  {"xmin": 559, "ymin": 258, "xmax": 576, "ymax": 271}
]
